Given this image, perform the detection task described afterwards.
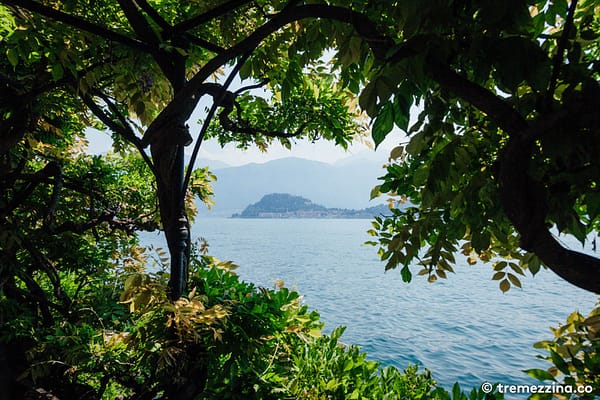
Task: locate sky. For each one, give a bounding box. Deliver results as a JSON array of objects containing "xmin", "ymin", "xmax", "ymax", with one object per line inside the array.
[
  {"xmin": 85, "ymin": 87, "xmax": 409, "ymax": 166},
  {"xmin": 86, "ymin": 125, "xmax": 403, "ymax": 166},
  {"xmin": 85, "ymin": 60, "xmax": 414, "ymax": 166}
]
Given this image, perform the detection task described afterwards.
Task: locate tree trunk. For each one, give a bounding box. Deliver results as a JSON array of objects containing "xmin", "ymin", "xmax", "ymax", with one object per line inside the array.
[
  {"xmin": 498, "ymin": 134, "xmax": 600, "ymax": 294},
  {"xmin": 150, "ymin": 124, "xmax": 191, "ymax": 300}
]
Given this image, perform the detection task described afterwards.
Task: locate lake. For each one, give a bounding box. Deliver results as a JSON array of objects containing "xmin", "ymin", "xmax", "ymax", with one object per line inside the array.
[{"xmin": 145, "ymin": 218, "xmax": 598, "ymax": 393}]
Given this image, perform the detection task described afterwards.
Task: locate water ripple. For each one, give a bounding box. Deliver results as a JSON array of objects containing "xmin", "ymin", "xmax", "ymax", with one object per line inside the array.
[{"xmin": 160, "ymin": 218, "xmax": 600, "ymax": 392}]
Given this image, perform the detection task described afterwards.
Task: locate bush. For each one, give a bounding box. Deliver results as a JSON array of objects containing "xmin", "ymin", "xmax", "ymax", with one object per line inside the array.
[
  {"xmin": 527, "ymin": 303, "xmax": 600, "ymax": 399},
  {"xmin": 1, "ymin": 244, "xmax": 445, "ymax": 399}
]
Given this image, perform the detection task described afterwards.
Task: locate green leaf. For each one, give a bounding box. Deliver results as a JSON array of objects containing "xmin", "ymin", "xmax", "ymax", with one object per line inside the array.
[
  {"xmin": 375, "ymin": 76, "xmax": 397, "ymax": 103},
  {"xmin": 359, "ymin": 80, "xmax": 378, "ymax": 117},
  {"xmin": 492, "ymin": 271, "xmax": 505, "ymax": 280},
  {"xmin": 6, "ymin": 47, "xmax": 18, "ymax": 67},
  {"xmin": 392, "ymin": 83, "xmax": 412, "ymax": 132},
  {"xmin": 452, "ymin": 382, "xmax": 462, "ymax": 399},
  {"xmin": 471, "ymin": 231, "xmax": 490, "ymax": 252},
  {"xmin": 239, "ymin": 59, "xmax": 252, "ymax": 80},
  {"xmin": 392, "ymin": 95, "xmax": 410, "ymax": 132},
  {"xmin": 507, "ymin": 273, "xmax": 522, "ymax": 288},
  {"xmin": 400, "ymin": 265, "xmax": 412, "ymax": 282},
  {"xmin": 499, "ymin": 279, "xmax": 510, "ymax": 293},
  {"xmin": 549, "ymin": 350, "xmax": 570, "ymax": 375},
  {"xmin": 51, "ymin": 63, "xmax": 64, "ymax": 81},
  {"xmin": 372, "ymin": 101, "xmax": 394, "ymax": 148},
  {"xmin": 370, "ymin": 185, "xmax": 382, "ymax": 200},
  {"xmin": 523, "ymin": 368, "xmax": 555, "ymax": 382},
  {"xmin": 405, "ymin": 131, "xmax": 427, "ymax": 155},
  {"xmin": 586, "ymin": 192, "xmax": 600, "ymax": 221}
]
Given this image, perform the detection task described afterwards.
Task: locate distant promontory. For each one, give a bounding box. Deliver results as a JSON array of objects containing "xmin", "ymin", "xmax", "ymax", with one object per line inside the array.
[{"xmin": 232, "ymin": 193, "xmax": 389, "ymax": 219}]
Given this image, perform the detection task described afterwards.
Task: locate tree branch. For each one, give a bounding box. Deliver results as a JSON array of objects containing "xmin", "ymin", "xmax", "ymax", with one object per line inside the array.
[
  {"xmin": 46, "ymin": 209, "xmax": 138, "ymax": 235},
  {"xmin": 1, "ymin": 0, "xmax": 155, "ymax": 53},
  {"xmin": 115, "ymin": 0, "xmax": 182, "ymax": 85},
  {"xmin": 172, "ymin": 0, "xmax": 254, "ymax": 33},
  {"xmin": 81, "ymin": 92, "xmax": 156, "ymax": 175},
  {"xmin": 426, "ymin": 60, "xmax": 529, "ymax": 134},
  {"xmin": 547, "ymin": 0, "xmax": 579, "ymax": 106},
  {"xmin": 182, "ymin": 53, "xmax": 250, "ymax": 198},
  {"xmin": 2, "ymin": 161, "xmax": 61, "ymax": 216},
  {"xmin": 116, "ymin": 0, "xmax": 160, "ymax": 44},
  {"xmin": 497, "ymin": 131, "xmax": 600, "ymax": 294},
  {"xmin": 141, "ymin": 4, "xmax": 393, "ymax": 148},
  {"xmin": 136, "ymin": 2, "xmax": 600, "ymax": 293},
  {"xmin": 135, "ymin": 0, "xmax": 172, "ymax": 32},
  {"xmin": 219, "ymin": 111, "xmax": 311, "ymax": 139},
  {"xmin": 183, "ymin": 34, "xmax": 226, "ymax": 54}
]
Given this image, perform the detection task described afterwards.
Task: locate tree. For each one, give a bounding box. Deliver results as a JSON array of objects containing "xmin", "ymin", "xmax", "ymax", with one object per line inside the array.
[
  {"xmin": 2, "ymin": 0, "xmax": 599, "ymax": 398},
  {"xmin": 353, "ymin": 0, "xmax": 600, "ymax": 294},
  {"xmin": 1, "ymin": 0, "xmax": 368, "ymax": 300},
  {"xmin": 4, "ymin": 0, "xmax": 599, "ymax": 298}
]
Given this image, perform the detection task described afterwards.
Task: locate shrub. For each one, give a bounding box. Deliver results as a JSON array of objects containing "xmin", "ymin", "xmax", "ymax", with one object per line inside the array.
[
  {"xmin": 2, "ymin": 244, "xmax": 447, "ymax": 399},
  {"xmin": 527, "ymin": 303, "xmax": 600, "ymax": 399}
]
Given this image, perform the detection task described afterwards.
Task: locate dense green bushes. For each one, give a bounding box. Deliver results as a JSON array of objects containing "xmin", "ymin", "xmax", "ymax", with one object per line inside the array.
[
  {"xmin": 1, "ymin": 242, "xmax": 445, "ymax": 399},
  {"xmin": 7, "ymin": 238, "xmax": 598, "ymax": 399},
  {"xmin": 0, "ymin": 239, "xmax": 509, "ymax": 399}
]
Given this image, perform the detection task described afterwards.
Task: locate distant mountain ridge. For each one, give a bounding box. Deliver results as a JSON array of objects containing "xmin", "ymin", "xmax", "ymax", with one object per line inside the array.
[
  {"xmin": 232, "ymin": 193, "xmax": 389, "ymax": 219},
  {"xmin": 196, "ymin": 156, "xmax": 387, "ymax": 217}
]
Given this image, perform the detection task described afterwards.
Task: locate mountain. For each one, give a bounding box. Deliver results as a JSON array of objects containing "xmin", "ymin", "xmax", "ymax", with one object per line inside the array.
[
  {"xmin": 197, "ymin": 156, "xmax": 387, "ymax": 217},
  {"xmin": 233, "ymin": 193, "xmax": 389, "ymax": 219}
]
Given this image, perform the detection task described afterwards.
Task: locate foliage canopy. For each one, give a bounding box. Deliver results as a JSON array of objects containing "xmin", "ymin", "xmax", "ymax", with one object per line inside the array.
[
  {"xmin": 2, "ymin": 0, "xmax": 600, "ymax": 398},
  {"xmin": 2, "ymin": 0, "xmax": 600, "ymax": 295}
]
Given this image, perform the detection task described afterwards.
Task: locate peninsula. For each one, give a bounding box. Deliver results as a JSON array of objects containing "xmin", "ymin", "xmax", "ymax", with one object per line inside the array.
[{"xmin": 232, "ymin": 193, "xmax": 390, "ymax": 219}]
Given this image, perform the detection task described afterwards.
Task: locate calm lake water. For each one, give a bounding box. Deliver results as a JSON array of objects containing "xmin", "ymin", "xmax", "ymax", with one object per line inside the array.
[{"xmin": 145, "ymin": 218, "xmax": 598, "ymax": 393}]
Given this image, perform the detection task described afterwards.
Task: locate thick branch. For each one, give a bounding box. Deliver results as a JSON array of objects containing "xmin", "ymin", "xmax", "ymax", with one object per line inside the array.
[
  {"xmin": 1, "ymin": 0, "xmax": 155, "ymax": 53},
  {"xmin": 21, "ymin": 237, "xmax": 71, "ymax": 309},
  {"xmin": 183, "ymin": 34, "xmax": 226, "ymax": 54},
  {"xmin": 497, "ymin": 133, "xmax": 600, "ymax": 293},
  {"xmin": 182, "ymin": 54, "xmax": 250, "ymax": 197},
  {"xmin": 142, "ymin": 4, "xmax": 392, "ymax": 148},
  {"xmin": 115, "ymin": 0, "xmax": 184, "ymax": 86},
  {"xmin": 534, "ymin": 231, "xmax": 600, "ymax": 294},
  {"xmin": 81, "ymin": 92, "xmax": 156, "ymax": 174},
  {"xmin": 44, "ymin": 161, "xmax": 63, "ymax": 226},
  {"xmin": 427, "ymin": 60, "xmax": 528, "ymax": 134},
  {"xmin": 547, "ymin": 0, "xmax": 579, "ymax": 104},
  {"xmin": 2, "ymin": 161, "xmax": 61, "ymax": 216},
  {"xmin": 172, "ymin": 0, "xmax": 253, "ymax": 33},
  {"xmin": 116, "ymin": 0, "xmax": 160, "ymax": 44},
  {"xmin": 46, "ymin": 209, "xmax": 138, "ymax": 235},
  {"xmin": 135, "ymin": 0, "xmax": 172, "ymax": 32},
  {"xmin": 218, "ymin": 98, "xmax": 311, "ymax": 139}
]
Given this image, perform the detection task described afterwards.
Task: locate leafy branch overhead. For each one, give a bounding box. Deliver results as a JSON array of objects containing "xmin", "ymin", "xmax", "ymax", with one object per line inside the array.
[
  {"xmin": 3, "ymin": 0, "xmax": 600, "ymax": 295},
  {"xmin": 2, "ymin": 1, "xmax": 600, "ymax": 399}
]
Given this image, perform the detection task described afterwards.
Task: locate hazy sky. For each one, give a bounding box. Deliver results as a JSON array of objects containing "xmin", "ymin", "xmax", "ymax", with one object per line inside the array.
[
  {"xmin": 87, "ymin": 127, "xmax": 405, "ymax": 169},
  {"xmin": 86, "ymin": 91, "xmax": 408, "ymax": 166}
]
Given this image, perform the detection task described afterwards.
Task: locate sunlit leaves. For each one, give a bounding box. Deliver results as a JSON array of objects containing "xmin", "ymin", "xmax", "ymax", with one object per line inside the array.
[
  {"xmin": 531, "ymin": 305, "xmax": 600, "ymax": 396},
  {"xmin": 361, "ymin": 0, "xmax": 600, "ymax": 292},
  {"xmin": 208, "ymin": 65, "xmax": 367, "ymax": 150}
]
